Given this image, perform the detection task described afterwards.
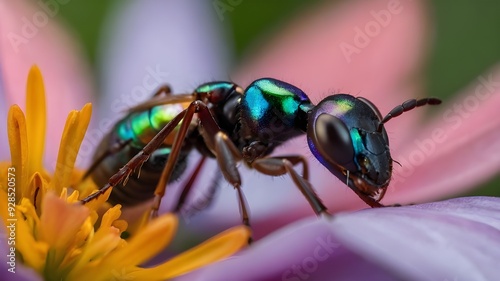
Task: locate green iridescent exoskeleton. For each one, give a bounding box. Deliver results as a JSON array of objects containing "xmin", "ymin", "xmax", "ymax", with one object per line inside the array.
[
  {"xmin": 239, "ymin": 78, "xmax": 313, "ymax": 147},
  {"xmin": 92, "ymin": 97, "xmax": 192, "ymax": 206},
  {"xmin": 116, "ymin": 103, "xmax": 186, "ymax": 148}
]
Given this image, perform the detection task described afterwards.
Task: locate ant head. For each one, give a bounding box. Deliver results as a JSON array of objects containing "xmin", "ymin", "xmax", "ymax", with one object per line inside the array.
[{"xmin": 306, "ymin": 94, "xmax": 392, "ymax": 200}]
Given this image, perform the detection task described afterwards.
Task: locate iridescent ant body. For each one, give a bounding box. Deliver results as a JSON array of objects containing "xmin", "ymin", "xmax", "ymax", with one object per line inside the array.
[{"xmin": 84, "ymin": 78, "xmax": 441, "ymax": 229}]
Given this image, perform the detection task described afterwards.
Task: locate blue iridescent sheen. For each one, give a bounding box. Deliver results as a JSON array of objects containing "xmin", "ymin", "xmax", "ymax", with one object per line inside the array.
[{"xmin": 239, "ymin": 78, "xmax": 312, "ymax": 144}]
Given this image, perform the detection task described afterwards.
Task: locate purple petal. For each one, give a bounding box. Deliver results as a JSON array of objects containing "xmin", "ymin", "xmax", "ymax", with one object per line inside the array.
[
  {"xmin": 177, "ymin": 218, "xmax": 397, "ymax": 281},
  {"xmin": 332, "ymin": 196, "xmax": 500, "ymax": 280},
  {"xmin": 97, "ymin": 0, "xmax": 231, "ymax": 123},
  {"xmin": 93, "ymin": 0, "xmax": 233, "ymax": 204},
  {"xmin": 178, "ymin": 197, "xmax": 500, "ymax": 281}
]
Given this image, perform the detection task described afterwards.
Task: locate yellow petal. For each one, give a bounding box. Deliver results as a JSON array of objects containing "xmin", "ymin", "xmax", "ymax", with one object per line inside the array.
[
  {"xmin": 25, "ymin": 65, "xmax": 47, "ymax": 176},
  {"xmin": 83, "ymin": 187, "xmax": 113, "ymax": 212},
  {"xmin": 0, "ymin": 162, "xmax": 11, "ymax": 192},
  {"xmin": 66, "ymin": 189, "xmax": 81, "ymax": 203},
  {"xmin": 106, "ymin": 213, "xmax": 178, "ymax": 266},
  {"xmin": 135, "ymin": 225, "xmax": 251, "ymax": 280},
  {"xmin": 7, "ymin": 105, "xmax": 28, "ymax": 201},
  {"xmin": 16, "ymin": 213, "xmax": 48, "ymax": 272},
  {"xmin": 0, "ymin": 189, "xmax": 10, "ymax": 223},
  {"xmin": 77, "ymin": 103, "xmax": 92, "ymax": 135},
  {"xmin": 28, "ymin": 172, "xmax": 47, "ymax": 212},
  {"xmin": 73, "ymin": 216, "xmax": 93, "ymax": 248},
  {"xmin": 68, "ymin": 226, "xmax": 122, "ymax": 279},
  {"xmin": 76, "ymin": 214, "xmax": 178, "ymax": 281},
  {"xmin": 50, "ymin": 104, "xmax": 92, "ymax": 194},
  {"xmin": 99, "ymin": 205, "xmax": 122, "ymax": 230},
  {"xmin": 113, "ymin": 220, "xmax": 128, "ymax": 234},
  {"xmin": 18, "ymin": 198, "xmax": 40, "ymax": 229},
  {"xmin": 50, "ymin": 110, "xmax": 77, "ymax": 193},
  {"xmin": 14, "ymin": 201, "xmax": 48, "ymax": 272}
]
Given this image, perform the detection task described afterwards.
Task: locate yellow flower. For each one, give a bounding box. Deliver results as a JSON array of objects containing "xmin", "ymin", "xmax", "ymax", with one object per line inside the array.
[{"xmin": 0, "ymin": 66, "xmax": 251, "ymax": 281}]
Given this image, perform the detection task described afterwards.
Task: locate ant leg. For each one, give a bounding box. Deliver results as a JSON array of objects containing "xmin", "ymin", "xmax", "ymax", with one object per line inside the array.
[
  {"xmin": 182, "ymin": 106, "xmax": 253, "ymax": 230},
  {"xmin": 251, "ymin": 156, "xmax": 328, "ymax": 216},
  {"xmin": 150, "ymin": 101, "xmax": 252, "ymax": 240},
  {"xmin": 180, "ymin": 170, "xmax": 222, "ymax": 218},
  {"xmin": 213, "ymin": 132, "xmax": 251, "ymax": 229},
  {"xmin": 184, "ymin": 104, "xmax": 253, "ymax": 229},
  {"xmin": 270, "ymin": 155, "xmax": 309, "ymax": 181},
  {"xmin": 151, "ymin": 100, "xmax": 230, "ymax": 217},
  {"xmin": 150, "ymin": 102, "xmax": 201, "ymax": 216},
  {"xmin": 80, "ymin": 108, "xmax": 188, "ymax": 204},
  {"xmin": 152, "ymin": 85, "xmax": 172, "ymax": 97},
  {"xmin": 173, "ymin": 156, "xmax": 207, "ymax": 212}
]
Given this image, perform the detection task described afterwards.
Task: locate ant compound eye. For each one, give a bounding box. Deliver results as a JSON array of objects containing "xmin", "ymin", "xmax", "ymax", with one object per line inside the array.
[{"xmin": 312, "ymin": 113, "xmax": 355, "ymax": 166}]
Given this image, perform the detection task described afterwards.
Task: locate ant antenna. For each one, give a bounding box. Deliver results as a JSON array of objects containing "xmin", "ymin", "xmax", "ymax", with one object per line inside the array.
[{"xmin": 377, "ymin": 98, "xmax": 441, "ymax": 132}]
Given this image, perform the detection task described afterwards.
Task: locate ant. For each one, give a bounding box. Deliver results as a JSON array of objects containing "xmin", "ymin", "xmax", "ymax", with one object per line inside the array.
[{"xmin": 82, "ymin": 78, "xmax": 441, "ymax": 230}]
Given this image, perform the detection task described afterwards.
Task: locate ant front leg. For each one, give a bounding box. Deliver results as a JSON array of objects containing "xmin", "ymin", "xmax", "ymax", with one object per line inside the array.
[{"xmin": 251, "ymin": 155, "xmax": 329, "ymax": 216}]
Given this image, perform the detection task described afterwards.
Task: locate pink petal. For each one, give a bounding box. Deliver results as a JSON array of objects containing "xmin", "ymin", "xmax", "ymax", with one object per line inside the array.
[
  {"xmin": 0, "ymin": 0, "xmax": 95, "ymax": 168},
  {"xmin": 235, "ymin": 0, "xmax": 429, "ymax": 147},
  {"xmin": 178, "ymin": 197, "xmax": 500, "ymax": 281},
  {"xmin": 386, "ymin": 64, "xmax": 500, "ymax": 204},
  {"xmin": 187, "ymin": 0, "xmax": 430, "ymax": 237}
]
